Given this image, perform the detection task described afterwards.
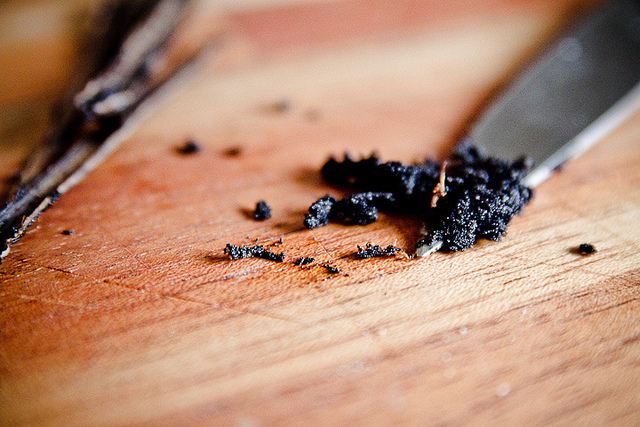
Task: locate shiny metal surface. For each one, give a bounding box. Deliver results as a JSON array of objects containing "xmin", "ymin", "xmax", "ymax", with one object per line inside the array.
[{"xmin": 468, "ymin": 0, "xmax": 640, "ymax": 187}]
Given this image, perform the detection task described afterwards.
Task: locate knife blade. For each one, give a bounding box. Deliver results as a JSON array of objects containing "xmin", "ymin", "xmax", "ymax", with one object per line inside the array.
[
  {"xmin": 415, "ymin": 0, "xmax": 640, "ymax": 256},
  {"xmin": 467, "ymin": 0, "xmax": 640, "ymax": 188}
]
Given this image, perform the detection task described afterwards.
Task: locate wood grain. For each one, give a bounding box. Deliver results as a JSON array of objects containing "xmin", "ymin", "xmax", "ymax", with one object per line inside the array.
[{"xmin": 1, "ymin": 0, "xmax": 639, "ymax": 425}]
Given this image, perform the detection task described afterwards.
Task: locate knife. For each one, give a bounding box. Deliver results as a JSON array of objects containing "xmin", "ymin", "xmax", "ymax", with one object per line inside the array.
[
  {"xmin": 466, "ymin": 0, "xmax": 640, "ymax": 188},
  {"xmin": 415, "ymin": 0, "xmax": 640, "ymax": 256}
]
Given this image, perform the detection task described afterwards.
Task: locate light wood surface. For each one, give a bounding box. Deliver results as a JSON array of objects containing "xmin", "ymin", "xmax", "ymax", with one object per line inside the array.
[{"xmin": 1, "ymin": 0, "xmax": 639, "ymax": 425}]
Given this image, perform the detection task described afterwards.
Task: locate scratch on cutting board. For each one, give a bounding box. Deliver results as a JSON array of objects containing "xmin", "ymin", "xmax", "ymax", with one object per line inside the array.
[
  {"xmin": 21, "ymin": 260, "xmax": 307, "ymax": 325},
  {"xmin": 1, "ymin": 292, "xmax": 93, "ymax": 310},
  {"xmin": 493, "ymin": 248, "xmax": 634, "ymax": 287},
  {"xmin": 25, "ymin": 262, "xmax": 214, "ymax": 308},
  {"xmin": 238, "ymin": 307, "xmax": 308, "ymax": 326},
  {"xmin": 94, "ymin": 223, "xmax": 153, "ymax": 270},
  {"xmin": 162, "ymin": 290, "xmax": 307, "ymax": 325},
  {"xmin": 574, "ymin": 296, "xmax": 639, "ymax": 320}
]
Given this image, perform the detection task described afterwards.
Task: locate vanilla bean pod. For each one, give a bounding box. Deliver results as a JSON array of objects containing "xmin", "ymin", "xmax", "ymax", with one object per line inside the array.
[{"xmin": 0, "ymin": 0, "xmax": 194, "ymax": 260}]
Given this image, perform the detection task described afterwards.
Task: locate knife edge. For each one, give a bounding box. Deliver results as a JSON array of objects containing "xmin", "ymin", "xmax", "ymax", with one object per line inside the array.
[
  {"xmin": 466, "ymin": 0, "xmax": 640, "ymax": 187},
  {"xmin": 523, "ymin": 80, "xmax": 640, "ymax": 187}
]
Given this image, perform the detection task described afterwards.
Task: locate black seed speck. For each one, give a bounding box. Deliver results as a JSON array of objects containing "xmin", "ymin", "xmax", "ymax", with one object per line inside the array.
[
  {"xmin": 356, "ymin": 243, "xmax": 402, "ymax": 259},
  {"xmin": 303, "ymin": 192, "xmax": 395, "ymax": 229},
  {"xmin": 322, "ymin": 264, "xmax": 340, "ymax": 274},
  {"xmin": 223, "ymin": 146, "xmax": 243, "ymax": 157},
  {"xmin": 253, "ymin": 200, "xmax": 272, "ymax": 221},
  {"xmin": 294, "ymin": 256, "xmax": 315, "ymax": 266},
  {"xmin": 577, "ymin": 243, "xmax": 597, "ymax": 255},
  {"xmin": 224, "ymin": 244, "xmax": 285, "ymax": 262},
  {"xmin": 61, "ymin": 229, "xmax": 74, "ymax": 235},
  {"xmin": 176, "ymin": 140, "xmax": 200, "ymax": 155}
]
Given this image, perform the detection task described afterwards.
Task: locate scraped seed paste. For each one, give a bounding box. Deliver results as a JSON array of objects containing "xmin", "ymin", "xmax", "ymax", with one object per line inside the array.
[
  {"xmin": 305, "ymin": 145, "xmax": 532, "ymax": 253},
  {"xmin": 224, "ymin": 146, "xmax": 532, "ymax": 261}
]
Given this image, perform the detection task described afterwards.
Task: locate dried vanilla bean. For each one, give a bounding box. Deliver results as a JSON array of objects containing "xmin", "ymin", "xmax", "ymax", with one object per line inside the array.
[{"xmin": 0, "ymin": 0, "xmax": 198, "ymax": 261}]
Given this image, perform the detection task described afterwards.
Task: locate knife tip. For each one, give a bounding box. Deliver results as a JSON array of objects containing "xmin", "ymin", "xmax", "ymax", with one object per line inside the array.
[{"xmin": 416, "ymin": 240, "xmax": 443, "ymax": 257}]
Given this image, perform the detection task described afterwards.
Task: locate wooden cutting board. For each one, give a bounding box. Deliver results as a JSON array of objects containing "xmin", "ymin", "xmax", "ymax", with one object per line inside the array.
[{"xmin": 1, "ymin": 0, "xmax": 639, "ymax": 425}]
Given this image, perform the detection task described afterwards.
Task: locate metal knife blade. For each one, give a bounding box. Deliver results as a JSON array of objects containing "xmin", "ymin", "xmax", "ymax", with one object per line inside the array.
[
  {"xmin": 415, "ymin": 0, "xmax": 640, "ymax": 256},
  {"xmin": 467, "ymin": 0, "xmax": 640, "ymax": 188}
]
